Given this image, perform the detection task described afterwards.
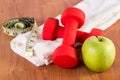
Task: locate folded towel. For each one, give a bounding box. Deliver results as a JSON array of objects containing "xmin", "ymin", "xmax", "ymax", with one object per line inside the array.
[
  {"xmin": 10, "ymin": 31, "xmax": 62, "ymax": 66},
  {"xmin": 10, "ymin": 0, "xmax": 120, "ymax": 66}
]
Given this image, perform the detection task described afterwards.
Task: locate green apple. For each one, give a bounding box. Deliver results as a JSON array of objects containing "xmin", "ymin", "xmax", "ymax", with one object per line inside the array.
[{"xmin": 82, "ymin": 36, "xmax": 116, "ymax": 72}]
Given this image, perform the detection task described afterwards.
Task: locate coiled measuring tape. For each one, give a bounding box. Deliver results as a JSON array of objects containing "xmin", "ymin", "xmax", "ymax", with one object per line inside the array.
[
  {"xmin": 2, "ymin": 17, "xmax": 39, "ymax": 56},
  {"xmin": 2, "ymin": 17, "xmax": 34, "ymax": 36}
]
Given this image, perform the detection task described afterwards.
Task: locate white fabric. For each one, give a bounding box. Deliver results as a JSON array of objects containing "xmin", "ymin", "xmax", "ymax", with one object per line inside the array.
[{"xmin": 10, "ymin": 0, "xmax": 120, "ymax": 66}]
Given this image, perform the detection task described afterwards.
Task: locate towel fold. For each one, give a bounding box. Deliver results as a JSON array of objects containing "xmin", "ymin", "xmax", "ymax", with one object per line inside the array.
[
  {"xmin": 10, "ymin": 0, "xmax": 120, "ymax": 66},
  {"xmin": 10, "ymin": 31, "xmax": 62, "ymax": 66}
]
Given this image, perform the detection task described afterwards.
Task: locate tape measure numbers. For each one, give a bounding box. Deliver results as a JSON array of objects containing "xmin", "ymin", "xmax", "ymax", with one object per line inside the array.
[{"xmin": 25, "ymin": 21, "xmax": 38, "ymax": 56}]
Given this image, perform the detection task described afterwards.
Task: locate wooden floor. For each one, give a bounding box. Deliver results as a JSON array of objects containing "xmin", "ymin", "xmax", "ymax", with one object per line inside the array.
[{"xmin": 0, "ymin": 0, "xmax": 120, "ymax": 80}]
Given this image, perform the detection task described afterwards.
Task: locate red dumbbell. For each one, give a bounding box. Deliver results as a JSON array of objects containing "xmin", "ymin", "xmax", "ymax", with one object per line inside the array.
[
  {"xmin": 42, "ymin": 17, "xmax": 103, "ymax": 43},
  {"xmin": 52, "ymin": 7, "xmax": 85, "ymax": 68}
]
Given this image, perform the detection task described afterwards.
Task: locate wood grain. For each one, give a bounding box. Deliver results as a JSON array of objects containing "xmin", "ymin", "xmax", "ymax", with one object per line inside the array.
[{"xmin": 0, "ymin": 0, "xmax": 120, "ymax": 80}]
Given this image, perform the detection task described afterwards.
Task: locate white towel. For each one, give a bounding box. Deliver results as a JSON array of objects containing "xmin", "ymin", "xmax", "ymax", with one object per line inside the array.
[{"xmin": 10, "ymin": 0, "xmax": 120, "ymax": 66}]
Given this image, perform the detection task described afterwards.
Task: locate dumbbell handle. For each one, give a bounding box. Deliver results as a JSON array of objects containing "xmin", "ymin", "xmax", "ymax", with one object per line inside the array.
[
  {"xmin": 62, "ymin": 19, "xmax": 78, "ymax": 46},
  {"xmin": 56, "ymin": 27, "xmax": 85, "ymax": 39},
  {"xmin": 56, "ymin": 26, "xmax": 64, "ymax": 38},
  {"xmin": 56, "ymin": 27, "xmax": 103, "ymax": 43}
]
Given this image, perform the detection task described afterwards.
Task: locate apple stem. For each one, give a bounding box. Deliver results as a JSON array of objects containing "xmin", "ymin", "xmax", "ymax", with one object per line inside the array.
[{"xmin": 96, "ymin": 36, "xmax": 103, "ymax": 42}]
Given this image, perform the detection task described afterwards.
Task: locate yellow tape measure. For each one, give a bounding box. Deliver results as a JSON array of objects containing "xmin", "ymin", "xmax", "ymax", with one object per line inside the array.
[
  {"xmin": 2, "ymin": 17, "xmax": 38, "ymax": 56},
  {"xmin": 25, "ymin": 21, "xmax": 38, "ymax": 56}
]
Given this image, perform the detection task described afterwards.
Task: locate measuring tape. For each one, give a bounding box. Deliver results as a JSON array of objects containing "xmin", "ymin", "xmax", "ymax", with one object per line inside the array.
[
  {"xmin": 2, "ymin": 17, "xmax": 34, "ymax": 36},
  {"xmin": 25, "ymin": 21, "xmax": 38, "ymax": 56},
  {"xmin": 2, "ymin": 17, "xmax": 39, "ymax": 56}
]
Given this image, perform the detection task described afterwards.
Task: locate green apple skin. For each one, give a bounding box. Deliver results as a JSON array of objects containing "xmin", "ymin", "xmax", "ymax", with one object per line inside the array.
[{"xmin": 82, "ymin": 36, "xmax": 116, "ymax": 72}]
